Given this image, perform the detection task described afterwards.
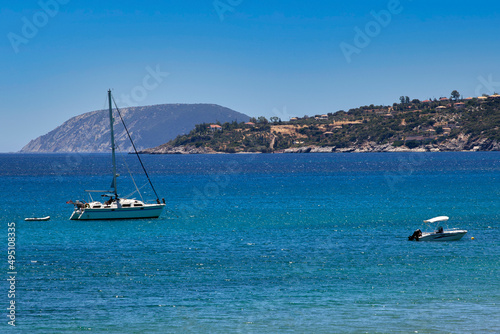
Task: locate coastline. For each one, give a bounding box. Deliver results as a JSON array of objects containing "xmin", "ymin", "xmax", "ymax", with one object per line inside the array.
[{"xmin": 139, "ymin": 134, "xmax": 500, "ymax": 154}]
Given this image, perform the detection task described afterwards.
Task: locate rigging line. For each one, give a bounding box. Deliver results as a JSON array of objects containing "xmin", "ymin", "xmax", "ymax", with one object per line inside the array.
[
  {"xmin": 123, "ymin": 183, "xmax": 149, "ymax": 200},
  {"xmin": 115, "ymin": 141, "xmax": 145, "ymax": 202},
  {"xmin": 111, "ymin": 93, "xmax": 161, "ymax": 201}
]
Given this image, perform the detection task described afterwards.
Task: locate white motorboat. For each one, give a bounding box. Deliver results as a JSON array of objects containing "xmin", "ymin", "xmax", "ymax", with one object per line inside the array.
[
  {"xmin": 69, "ymin": 90, "xmax": 165, "ymax": 220},
  {"xmin": 408, "ymin": 216, "xmax": 467, "ymax": 241}
]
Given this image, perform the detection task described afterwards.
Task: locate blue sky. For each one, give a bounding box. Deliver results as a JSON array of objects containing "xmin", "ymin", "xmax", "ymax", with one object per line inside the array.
[{"xmin": 1, "ymin": 0, "xmax": 499, "ymax": 152}]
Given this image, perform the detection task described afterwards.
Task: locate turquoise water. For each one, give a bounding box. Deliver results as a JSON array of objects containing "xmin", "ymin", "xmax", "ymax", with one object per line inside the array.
[{"xmin": 1, "ymin": 152, "xmax": 499, "ymax": 333}]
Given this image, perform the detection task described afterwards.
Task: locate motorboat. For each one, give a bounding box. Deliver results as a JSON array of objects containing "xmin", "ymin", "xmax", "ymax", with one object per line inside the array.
[
  {"xmin": 69, "ymin": 90, "xmax": 165, "ymax": 220},
  {"xmin": 408, "ymin": 216, "xmax": 467, "ymax": 241}
]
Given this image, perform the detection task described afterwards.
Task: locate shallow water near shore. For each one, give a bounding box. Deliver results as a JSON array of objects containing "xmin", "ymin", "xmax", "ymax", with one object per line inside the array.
[{"xmin": 1, "ymin": 152, "xmax": 499, "ymax": 333}]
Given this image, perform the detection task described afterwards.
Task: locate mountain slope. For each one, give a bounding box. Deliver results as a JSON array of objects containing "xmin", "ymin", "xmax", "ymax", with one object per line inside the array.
[{"xmin": 21, "ymin": 104, "xmax": 250, "ymax": 153}]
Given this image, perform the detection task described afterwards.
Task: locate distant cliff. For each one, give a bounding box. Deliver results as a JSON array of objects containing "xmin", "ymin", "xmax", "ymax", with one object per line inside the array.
[{"xmin": 21, "ymin": 104, "xmax": 250, "ymax": 153}]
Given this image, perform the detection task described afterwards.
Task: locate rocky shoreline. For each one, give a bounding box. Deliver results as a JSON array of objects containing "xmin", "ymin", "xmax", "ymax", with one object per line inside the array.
[
  {"xmin": 284, "ymin": 135, "xmax": 500, "ymax": 153},
  {"xmin": 139, "ymin": 135, "xmax": 500, "ymax": 154},
  {"xmin": 139, "ymin": 144, "xmax": 219, "ymax": 154}
]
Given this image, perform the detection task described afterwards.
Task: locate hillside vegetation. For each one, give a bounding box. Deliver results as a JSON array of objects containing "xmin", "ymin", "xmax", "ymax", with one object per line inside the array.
[{"xmin": 153, "ymin": 94, "xmax": 500, "ymax": 153}]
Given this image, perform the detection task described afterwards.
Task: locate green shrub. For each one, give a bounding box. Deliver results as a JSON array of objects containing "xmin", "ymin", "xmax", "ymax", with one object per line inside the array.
[
  {"xmin": 392, "ymin": 140, "xmax": 404, "ymax": 147},
  {"xmin": 405, "ymin": 140, "xmax": 421, "ymax": 149}
]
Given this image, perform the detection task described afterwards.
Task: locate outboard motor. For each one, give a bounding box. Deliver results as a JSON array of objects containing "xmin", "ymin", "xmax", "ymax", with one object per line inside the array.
[{"xmin": 408, "ymin": 229, "xmax": 422, "ymax": 241}]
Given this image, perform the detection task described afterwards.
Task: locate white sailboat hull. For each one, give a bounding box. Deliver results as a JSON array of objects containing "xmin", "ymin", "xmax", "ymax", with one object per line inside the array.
[{"xmin": 70, "ymin": 203, "xmax": 165, "ymax": 220}]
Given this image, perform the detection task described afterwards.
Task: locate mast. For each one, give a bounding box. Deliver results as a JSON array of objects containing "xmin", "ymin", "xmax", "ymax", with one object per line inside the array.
[{"xmin": 108, "ymin": 89, "xmax": 118, "ymax": 198}]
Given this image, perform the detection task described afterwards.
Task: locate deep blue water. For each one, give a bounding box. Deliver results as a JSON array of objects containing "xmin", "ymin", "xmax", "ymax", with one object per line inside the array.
[{"xmin": 1, "ymin": 152, "xmax": 499, "ymax": 333}]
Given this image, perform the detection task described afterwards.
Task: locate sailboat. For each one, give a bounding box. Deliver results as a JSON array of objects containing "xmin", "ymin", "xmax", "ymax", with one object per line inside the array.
[{"xmin": 69, "ymin": 90, "xmax": 165, "ymax": 220}]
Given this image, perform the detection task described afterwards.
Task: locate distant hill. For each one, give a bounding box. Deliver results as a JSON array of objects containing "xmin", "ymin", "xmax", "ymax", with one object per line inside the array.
[{"xmin": 20, "ymin": 104, "xmax": 250, "ymax": 153}]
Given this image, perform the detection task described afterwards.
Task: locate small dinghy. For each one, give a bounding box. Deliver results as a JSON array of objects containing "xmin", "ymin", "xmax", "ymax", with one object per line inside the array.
[{"xmin": 25, "ymin": 216, "xmax": 50, "ymax": 221}]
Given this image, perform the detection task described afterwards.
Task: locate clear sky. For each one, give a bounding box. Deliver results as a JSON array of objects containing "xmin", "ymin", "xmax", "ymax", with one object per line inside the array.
[{"xmin": 1, "ymin": 0, "xmax": 499, "ymax": 152}]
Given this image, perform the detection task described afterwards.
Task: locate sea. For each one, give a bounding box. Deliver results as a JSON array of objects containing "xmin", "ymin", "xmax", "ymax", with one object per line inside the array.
[{"xmin": 1, "ymin": 152, "xmax": 499, "ymax": 333}]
